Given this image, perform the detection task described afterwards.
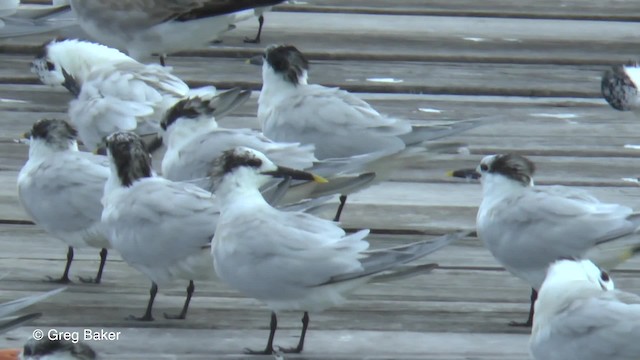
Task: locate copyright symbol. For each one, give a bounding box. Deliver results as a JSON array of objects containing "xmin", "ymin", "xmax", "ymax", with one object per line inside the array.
[{"xmin": 32, "ymin": 329, "xmax": 44, "ymax": 340}]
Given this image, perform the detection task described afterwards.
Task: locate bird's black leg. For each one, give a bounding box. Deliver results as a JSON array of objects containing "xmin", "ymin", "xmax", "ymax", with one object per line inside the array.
[
  {"xmin": 164, "ymin": 280, "xmax": 194, "ymax": 320},
  {"xmin": 509, "ymin": 288, "xmax": 537, "ymax": 327},
  {"xmin": 79, "ymin": 248, "xmax": 108, "ymax": 284},
  {"xmin": 47, "ymin": 246, "xmax": 73, "ymax": 283},
  {"xmin": 159, "ymin": 55, "xmax": 166, "ymax": 67},
  {"xmin": 128, "ymin": 282, "xmax": 157, "ymax": 321},
  {"xmin": 280, "ymin": 312, "xmax": 309, "ymax": 354},
  {"xmin": 244, "ymin": 312, "xmax": 277, "ymax": 355},
  {"xmin": 333, "ymin": 195, "xmax": 348, "ymax": 222},
  {"xmin": 244, "ymin": 15, "xmax": 265, "ymax": 44}
]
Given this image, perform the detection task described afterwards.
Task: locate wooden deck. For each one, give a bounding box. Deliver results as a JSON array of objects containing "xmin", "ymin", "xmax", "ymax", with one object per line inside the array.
[{"xmin": 1, "ymin": 0, "xmax": 640, "ymax": 358}]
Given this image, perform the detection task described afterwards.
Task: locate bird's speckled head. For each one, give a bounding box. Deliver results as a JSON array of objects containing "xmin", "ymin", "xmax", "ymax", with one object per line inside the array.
[
  {"xmin": 25, "ymin": 118, "xmax": 78, "ymax": 149},
  {"xmin": 263, "ymin": 44, "xmax": 309, "ymax": 85},
  {"xmin": 478, "ymin": 153, "xmax": 535, "ymax": 186},
  {"xmin": 601, "ymin": 61, "xmax": 639, "ymax": 111},
  {"xmin": 105, "ymin": 131, "xmax": 152, "ymax": 187}
]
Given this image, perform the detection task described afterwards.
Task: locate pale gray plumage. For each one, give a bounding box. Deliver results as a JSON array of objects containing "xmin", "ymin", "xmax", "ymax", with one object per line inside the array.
[
  {"xmin": 31, "ymin": 38, "xmax": 209, "ymax": 152},
  {"xmin": 160, "ymin": 87, "xmax": 379, "ymax": 206},
  {"xmin": 211, "ymin": 146, "xmax": 468, "ymax": 354},
  {"xmin": 257, "ymin": 44, "xmax": 481, "ymax": 160},
  {"xmin": 102, "ymin": 131, "xmax": 218, "ymax": 320},
  {"xmin": 476, "ymin": 153, "xmax": 640, "ymax": 291},
  {"xmin": 67, "ymin": 0, "xmax": 285, "ymax": 61},
  {"xmin": 18, "ymin": 119, "xmax": 111, "ymax": 283},
  {"xmin": 530, "ymin": 259, "xmax": 640, "ymax": 360}
]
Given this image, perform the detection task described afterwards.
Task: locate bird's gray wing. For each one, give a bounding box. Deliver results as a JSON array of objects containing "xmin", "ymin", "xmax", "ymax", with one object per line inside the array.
[
  {"xmin": 216, "ymin": 209, "xmax": 370, "ymax": 288},
  {"xmin": 539, "ymin": 293, "xmax": 640, "ymax": 360},
  {"xmin": 481, "ymin": 187, "xmax": 636, "ymax": 265},
  {"xmin": 103, "ymin": 178, "xmax": 218, "ymax": 269},
  {"xmin": 18, "ymin": 152, "xmax": 109, "ymax": 234},
  {"xmin": 71, "ymin": 62, "xmax": 188, "ymax": 148},
  {"xmin": 323, "ymin": 231, "xmax": 467, "ymax": 284},
  {"xmin": 164, "ymin": 128, "xmax": 316, "ymax": 181},
  {"xmin": 262, "ymin": 85, "xmax": 410, "ymax": 159}
]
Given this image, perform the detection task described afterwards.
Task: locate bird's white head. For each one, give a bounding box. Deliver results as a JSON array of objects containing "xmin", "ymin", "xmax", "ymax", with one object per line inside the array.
[
  {"xmin": 31, "ymin": 38, "xmax": 135, "ymax": 87},
  {"xmin": 210, "ymin": 146, "xmax": 326, "ymax": 195},
  {"xmin": 24, "ymin": 119, "xmax": 79, "ymax": 158},
  {"xmin": 261, "ymin": 44, "xmax": 309, "ymax": 87},
  {"xmin": 475, "ymin": 153, "xmax": 535, "ymax": 196},
  {"xmin": 542, "ymin": 258, "xmax": 615, "ymax": 293}
]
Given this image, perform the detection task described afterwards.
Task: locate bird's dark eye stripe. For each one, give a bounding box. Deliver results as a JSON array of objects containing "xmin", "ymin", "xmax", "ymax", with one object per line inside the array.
[
  {"xmin": 600, "ymin": 271, "xmax": 610, "ymax": 281},
  {"xmin": 480, "ymin": 164, "xmax": 489, "ymax": 171},
  {"xmin": 46, "ymin": 61, "xmax": 55, "ymax": 71}
]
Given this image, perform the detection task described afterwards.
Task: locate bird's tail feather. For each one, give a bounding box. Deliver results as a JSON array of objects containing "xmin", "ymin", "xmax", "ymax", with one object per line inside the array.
[
  {"xmin": 321, "ymin": 231, "xmax": 469, "ymax": 285},
  {"xmin": 369, "ymin": 263, "xmax": 438, "ymax": 283},
  {"xmin": 0, "ymin": 287, "xmax": 66, "ymax": 319},
  {"xmin": 400, "ymin": 115, "xmax": 502, "ymax": 146}
]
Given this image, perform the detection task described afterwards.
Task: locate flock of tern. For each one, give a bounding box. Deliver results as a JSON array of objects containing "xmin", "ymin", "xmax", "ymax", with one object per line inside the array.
[{"xmin": 1, "ymin": 0, "xmax": 640, "ymax": 359}]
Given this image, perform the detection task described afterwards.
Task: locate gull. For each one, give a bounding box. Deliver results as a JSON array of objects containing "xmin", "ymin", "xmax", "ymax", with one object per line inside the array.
[
  {"xmin": 101, "ymin": 131, "xmax": 219, "ymax": 321},
  {"xmin": 161, "ymin": 88, "xmax": 315, "ymax": 181},
  {"xmin": 18, "ymin": 119, "xmax": 111, "ymax": 284},
  {"xmin": 601, "ymin": 61, "xmax": 640, "ymax": 114},
  {"xmin": 252, "ymin": 44, "xmax": 483, "ymax": 220},
  {"xmin": 31, "ymin": 38, "xmax": 213, "ymax": 153},
  {"xmin": 0, "ymin": 287, "xmax": 66, "ymax": 335},
  {"xmin": 66, "ymin": 0, "xmax": 286, "ymax": 64},
  {"xmin": 210, "ymin": 147, "xmax": 469, "ymax": 354},
  {"xmin": 451, "ymin": 153, "xmax": 640, "ymax": 326},
  {"xmin": 530, "ymin": 258, "xmax": 640, "ymax": 360},
  {"xmin": 160, "ymin": 89, "xmax": 378, "ymax": 204},
  {"xmin": 19, "ymin": 338, "xmax": 96, "ymax": 360}
]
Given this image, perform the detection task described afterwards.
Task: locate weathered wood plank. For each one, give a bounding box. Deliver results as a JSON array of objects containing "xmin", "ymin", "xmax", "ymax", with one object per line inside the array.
[
  {"xmin": 277, "ymin": 0, "xmax": 640, "ymax": 21},
  {"xmin": 2, "ymin": 327, "xmax": 532, "ymax": 359},
  {"xmin": 2, "ymin": 12, "xmax": 640, "ymax": 65},
  {"xmin": 0, "ymin": 54, "xmax": 610, "ymax": 97}
]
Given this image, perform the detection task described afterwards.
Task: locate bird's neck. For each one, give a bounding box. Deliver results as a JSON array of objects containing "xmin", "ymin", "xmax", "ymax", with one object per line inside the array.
[
  {"xmin": 28, "ymin": 139, "xmax": 78, "ymax": 162},
  {"xmin": 259, "ymin": 69, "xmax": 307, "ymax": 105},
  {"xmin": 215, "ymin": 174, "xmax": 269, "ymax": 214},
  {"xmin": 481, "ymin": 173, "xmax": 529, "ymax": 201}
]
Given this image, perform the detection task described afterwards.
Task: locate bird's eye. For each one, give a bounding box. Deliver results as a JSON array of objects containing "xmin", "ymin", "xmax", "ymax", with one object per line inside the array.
[
  {"xmin": 480, "ymin": 164, "xmax": 489, "ymax": 171},
  {"xmin": 600, "ymin": 270, "xmax": 610, "ymax": 282},
  {"xmin": 46, "ymin": 61, "xmax": 55, "ymax": 71}
]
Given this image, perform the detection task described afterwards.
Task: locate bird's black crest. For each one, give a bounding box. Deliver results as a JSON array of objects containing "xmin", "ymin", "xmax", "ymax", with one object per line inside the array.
[
  {"xmin": 220, "ymin": 148, "xmax": 263, "ymax": 174},
  {"xmin": 23, "ymin": 338, "xmax": 97, "ymax": 360},
  {"xmin": 488, "ymin": 154, "xmax": 535, "ymax": 185},
  {"xmin": 265, "ymin": 45, "xmax": 309, "ymax": 85},
  {"xmin": 28, "ymin": 118, "xmax": 77, "ymax": 144},
  {"xmin": 209, "ymin": 148, "xmax": 264, "ymax": 187},
  {"xmin": 161, "ymin": 98, "xmax": 201, "ymax": 130},
  {"xmin": 601, "ymin": 63, "xmax": 638, "ymax": 111},
  {"xmin": 105, "ymin": 132, "xmax": 152, "ymax": 187}
]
